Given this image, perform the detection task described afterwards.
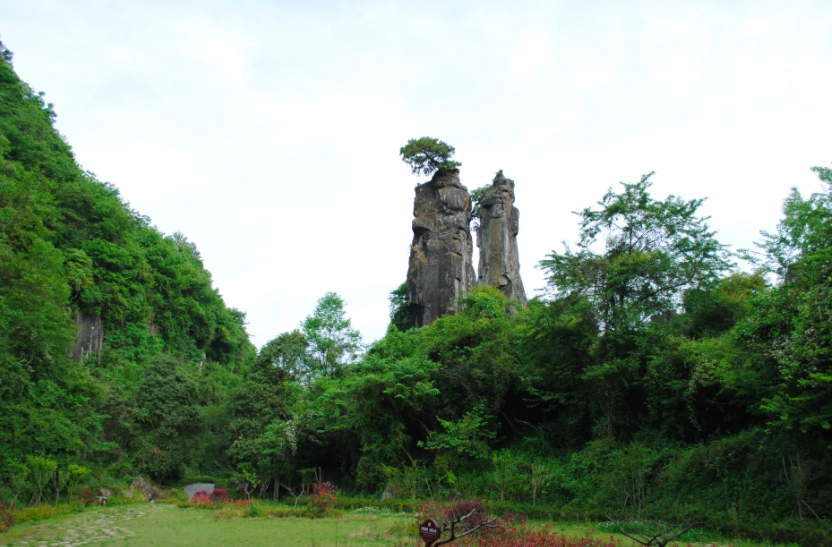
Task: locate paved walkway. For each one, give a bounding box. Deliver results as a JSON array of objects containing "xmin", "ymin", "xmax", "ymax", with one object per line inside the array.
[{"xmin": 2, "ymin": 506, "xmax": 149, "ymax": 547}]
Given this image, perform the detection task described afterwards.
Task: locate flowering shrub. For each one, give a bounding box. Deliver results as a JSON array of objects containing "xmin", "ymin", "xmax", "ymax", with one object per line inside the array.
[
  {"xmin": 191, "ymin": 490, "xmax": 211, "ymax": 503},
  {"xmin": 413, "ymin": 502, "xmax": 619, "ymax": 547},
  {"xmin": 0, "ymin": 502, "xmax": 14, "ymax": 532},
  {"xmin": 210, "ymin": 488, "xmax": 230, "ymax": 503},
  {"xmin": 233, "ymin": 499, "xmax": 250, "ymax": 507},
  {"xmin": 309, "ymin": 482, "xmax": 337, "ymax": 514},
  {"xmin": 188, "ymin": 489, "xmax": 230, "ymax": 505},
  {"xmin": 458, "ymin": 523, "xmax": 622, "ymax": 547},
  {"xmin": 500, "ymin": 513, "xmax": 527, "ymax": 526}
]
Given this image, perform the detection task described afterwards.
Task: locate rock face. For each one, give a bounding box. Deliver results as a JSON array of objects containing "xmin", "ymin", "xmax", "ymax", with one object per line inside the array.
[
  {"xmin": 130, "ymin": 476, "xmax": 147, "ymax": 491},
  {"xmin": 476, "ymin": 171, "xmax": 527, "ymax": 307},
  {"xmin": 407, "ymin": 170, "xmax": 476, "ymax": 327},
  {"xmin": 71, "ymin": 312, "xmax": 103, "ymax": 361}
]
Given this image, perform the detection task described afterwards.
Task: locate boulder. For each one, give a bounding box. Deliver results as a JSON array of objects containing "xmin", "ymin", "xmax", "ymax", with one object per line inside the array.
[
  {"xmin": 130, "ymin": 476, "xmax": 147, "ymax": 491},
  {"xmin": 183, "ymin": 482, "xmax": 215, "ymax": 500},
  {"xmin": 379, "ymin": 485, "xmax": 396, "ymax": 501},
  {"xmin": 476, "ymin": 171, "xmax": 527, "ymax": 306},
  {"xmin": 407, "ymin": 170, "xmax": 476, "ymax": 327}
]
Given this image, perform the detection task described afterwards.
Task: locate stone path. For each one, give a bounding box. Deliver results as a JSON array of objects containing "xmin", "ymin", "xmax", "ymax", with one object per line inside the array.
[{"xmin": 4, "ymin": 506, "xmax": 148, "ymax": 547}]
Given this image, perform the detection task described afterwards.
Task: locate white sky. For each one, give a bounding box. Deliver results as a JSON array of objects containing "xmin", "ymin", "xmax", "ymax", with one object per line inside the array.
[{"xmin": 3, "ymin": 0, "xmax": 832, "ymax": 349}]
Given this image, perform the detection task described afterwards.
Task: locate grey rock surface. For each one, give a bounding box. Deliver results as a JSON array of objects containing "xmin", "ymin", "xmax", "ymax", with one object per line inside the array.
[
  {"xmin": 183, "ymin": 482, "xmax": 215, "ymax": 500},
  {"xmin": 129, "ymin": 476, "xmax": 147, "ymax": 491},
  {"xmin": 407, "ymin": 170, "xmax": 476, "ymax": 327},
  {"xmin": 71, "ymin": 312, "xmax": 103, "ymax": 362},
  {"xmin": 476, "ymin": 171, "xmax": 527, "ymax": 307}
]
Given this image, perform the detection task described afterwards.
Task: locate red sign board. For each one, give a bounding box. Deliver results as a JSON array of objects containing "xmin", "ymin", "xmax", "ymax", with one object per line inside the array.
[{"xmin": 419, "ymin": 518, "xmax": 441, "ymax": 545}]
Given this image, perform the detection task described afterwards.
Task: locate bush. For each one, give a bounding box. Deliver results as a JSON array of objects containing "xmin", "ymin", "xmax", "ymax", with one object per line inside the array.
[
  {"xmin": 210, "ymin": 488, "xmax": 230, "ymax": 503},
  {"xmin": 191, "ymin": 490, "xmax": 211, "ymax": 503},
  {"xmin": 212, "ymin": 504, "xmax": 318, "ymax": 520},
  {"xmin": 76, "ymin": 486, "xmax": 96, "ymax": 507},
  {"xmin": 458, "ymin": 522, "xmax": 620, "ymax": 547},
  {"xmin": 14, "ymin": 505, "xmax": 57, "ymax": 524},
  {"xmin": 177, "ymin": 502, "xmax": 226, "ymax": 510},
  {"xmin": 0, "ymin": 502, "xmax": 14, "ymax": 532},
  {"xmin": 735, "ymin": 518, "xmax": 832, "ymax": 547},
  {"xmin": 187, "ymin": 488, "xmax": 230, "ymax": 506},
  {"xmin": 168, "ymin": 488, "xmax": 189, "ymax": 503},
  {"xmin": 309, "ymin": 482, "xmax": 337, "ymax": 515},
  {"xmin": 247, "ymin": 503, "xmax": 265, "ymax": 517},
  {"xmin": 108, "ymin": 492, "xmax": 144, "ymax": 506},
  {"xmin": 262, "ymin": 506, "xmax": 317, "ymax": 518}
]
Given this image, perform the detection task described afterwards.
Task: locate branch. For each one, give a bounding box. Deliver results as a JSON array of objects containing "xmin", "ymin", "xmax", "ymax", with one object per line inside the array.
[
  {"xmin": 606, "ymin": 513, "xmax": 705, "ymax": 547},
  {"xmin": 435, "ymin": 512, "xmax": 501, "ymax": 546}
]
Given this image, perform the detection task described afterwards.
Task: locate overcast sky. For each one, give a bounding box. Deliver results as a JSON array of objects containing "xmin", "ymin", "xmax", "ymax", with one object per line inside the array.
[{"xmin": 3, "ymin": 0, "xmax": 832, "ymax": 349}]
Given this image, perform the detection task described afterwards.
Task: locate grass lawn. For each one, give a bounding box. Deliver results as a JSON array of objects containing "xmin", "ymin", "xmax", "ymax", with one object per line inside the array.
[
  {"xmin": 0, "ymin": 503, "xmax": 796, "ymax": 546},
  {"xmin": 0, "ymin": 504, "xmax": 412, "ymax": 546}
]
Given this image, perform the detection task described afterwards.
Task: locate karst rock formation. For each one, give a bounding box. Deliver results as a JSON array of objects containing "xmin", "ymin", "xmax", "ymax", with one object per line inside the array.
[
  {"xmin": 406, "ymin": 170, "xmax": 476, "ymax": 327},
  {"xmin": 71, "ymin": 312, "xmax": 104, "ymax": 362},
  {"xmin": 476, "ymin": 171, "xmax": 527, "ymax": 307}
]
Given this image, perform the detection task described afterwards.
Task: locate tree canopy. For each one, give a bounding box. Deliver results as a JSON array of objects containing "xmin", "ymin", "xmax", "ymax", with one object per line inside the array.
[
  {"xmin": 301, "ymin": 292, "xmax": 363, "ymax": 378},
  {"xmin": 540, "ymin": 172, "xmax": 732, "ymax": 332},
  {"xmin": 399, "ymin": 137, "xmax": 461, "ymax": 178}
]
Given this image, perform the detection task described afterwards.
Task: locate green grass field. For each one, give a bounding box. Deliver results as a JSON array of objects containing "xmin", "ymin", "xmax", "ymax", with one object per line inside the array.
[{"xmin": 0, "ymin": 503, "xmax": 796, "ymax": 546}]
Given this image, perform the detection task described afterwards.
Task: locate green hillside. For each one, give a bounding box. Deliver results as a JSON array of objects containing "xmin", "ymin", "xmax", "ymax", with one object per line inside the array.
[{"xmin": 0, "ymin": 41, "xmax": 254, "ymax": 482}]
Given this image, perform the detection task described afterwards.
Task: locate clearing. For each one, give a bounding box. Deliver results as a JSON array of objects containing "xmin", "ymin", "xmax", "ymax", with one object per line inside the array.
[{"xmin": 0, "ymin": 504, "xmax": 782, "ymax": 546}]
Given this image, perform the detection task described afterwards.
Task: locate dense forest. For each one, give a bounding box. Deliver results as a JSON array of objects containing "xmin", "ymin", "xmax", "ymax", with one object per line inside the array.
[{"xmin": 2, "ymin": 41, "xmax": 831, "ymax": 544}]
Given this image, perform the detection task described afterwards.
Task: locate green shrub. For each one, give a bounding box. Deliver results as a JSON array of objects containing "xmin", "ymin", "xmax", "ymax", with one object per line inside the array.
[
  {"xmin": 246, "ymin": 503, "xmax": 262, "ymax": 517},
  {"xmin": 0, "ymin": 502, "xmax": 14, "ymax": 532},
  {"xmin": 261, "ymin": 506, "xmax": 317, "ymax": 519},
  {"xmin": 15, "ymin": 505, "xmax": 57, "ymax": 524}
]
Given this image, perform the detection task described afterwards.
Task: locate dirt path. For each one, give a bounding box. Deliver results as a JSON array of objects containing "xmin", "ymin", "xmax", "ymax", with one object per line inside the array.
[{"xmin": 1, "ymin": 505, "xmax": 152, "ymax": 546}]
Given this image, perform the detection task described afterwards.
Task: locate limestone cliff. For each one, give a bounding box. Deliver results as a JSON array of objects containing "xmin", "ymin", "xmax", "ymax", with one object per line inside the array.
[
  {"xmin": 407, "ymin": 170, "xmax": 476, "ymax": 327},
  {"xmin": 476, "ymin": 171, "xmax": 527, "ymax": 306},
  {"xmin": 71, "ymin": 312, "xmax": 103, "ymax": 361}
]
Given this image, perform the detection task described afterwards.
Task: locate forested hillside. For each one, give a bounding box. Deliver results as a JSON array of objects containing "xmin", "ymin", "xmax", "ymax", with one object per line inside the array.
[
  {"xmin": 2, "ymin": 40, "xmax": 832, "ymax": 544},
  {"xmin": 0, "ymin": 42, "xmax": 254, "ymax": 483}
]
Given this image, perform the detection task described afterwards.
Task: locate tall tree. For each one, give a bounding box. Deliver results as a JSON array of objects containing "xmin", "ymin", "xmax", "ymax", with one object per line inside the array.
[
  {"xmin": 301, "ymin": 292, "xmax": 362, "ymax": 378},
  {"xmin": 388, "ymin": 282, "xmax": 410, "ymax": 332},
  {"xmin": 256, "ymin": 330, "xmax": 310, "ymax": 382},
  {"xmin": 540, "ymin": 172, "xmax": 732, "ymax": 333},
  {"xmin": 752, "ymin": 165, "xmax": 832, "ymax": 435}
]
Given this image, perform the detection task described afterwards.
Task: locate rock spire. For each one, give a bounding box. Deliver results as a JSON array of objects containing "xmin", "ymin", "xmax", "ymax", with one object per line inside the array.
[
  {"xmin": 406, "ymin": 170, "xmax": 476, "ymax": 327},
  {"xmin": 476, "ymin": 170, "xmax": 527, "ymax": 306}
]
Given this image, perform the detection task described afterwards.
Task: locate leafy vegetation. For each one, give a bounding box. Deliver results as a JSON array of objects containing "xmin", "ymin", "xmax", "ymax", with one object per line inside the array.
[
  {"xmin": 0, "ymin": 40, "xmax": 254, "ymax": 491},
  {"xmin": 1, "ymin": 40, "xmax": 831, "ymax": 545},
  {"xmin": 400, "ymin": 137, "xmax": 461, "ymax": 178}
]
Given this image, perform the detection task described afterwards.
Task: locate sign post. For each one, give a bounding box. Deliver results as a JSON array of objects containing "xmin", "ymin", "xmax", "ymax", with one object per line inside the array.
[{"xmin": 419, "ymin": 518, "xmax": 441, "ymax": 547}]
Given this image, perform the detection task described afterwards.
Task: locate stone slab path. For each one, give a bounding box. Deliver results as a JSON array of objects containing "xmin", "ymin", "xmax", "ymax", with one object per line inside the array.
[{"xmin": 1, "ymin": 506, "xmax": 150, "ymax": 547}]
